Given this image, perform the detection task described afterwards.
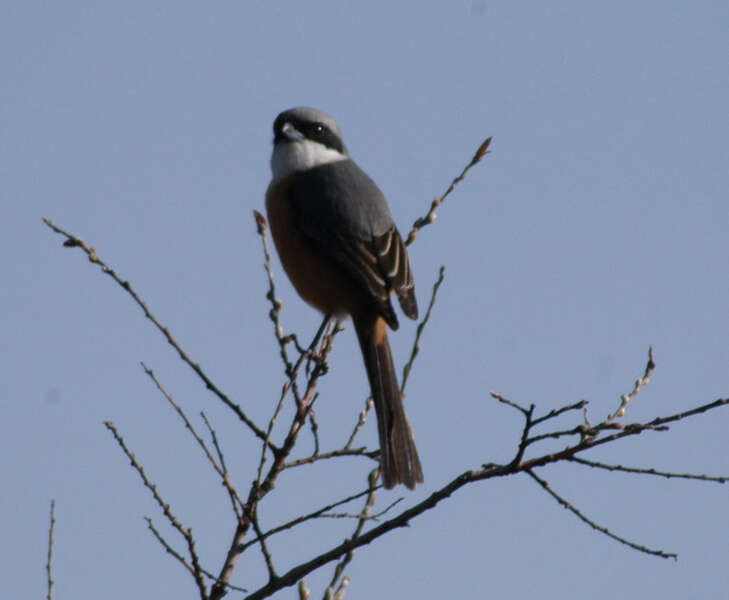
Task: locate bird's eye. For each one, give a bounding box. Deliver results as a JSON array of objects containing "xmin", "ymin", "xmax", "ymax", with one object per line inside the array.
[{"xmin": 312, "ymin": 123, "xmax": 325, "ymax": 137}]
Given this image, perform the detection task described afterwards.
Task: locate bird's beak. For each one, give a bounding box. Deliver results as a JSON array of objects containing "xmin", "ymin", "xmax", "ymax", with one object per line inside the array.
[{"xmin": 275, "ymin": 121, "xmax": 304, "ymax": 143}]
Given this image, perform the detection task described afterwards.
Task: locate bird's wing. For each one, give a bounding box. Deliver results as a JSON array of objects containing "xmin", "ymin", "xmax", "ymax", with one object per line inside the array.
[{"xmin": 290, "ymin": 160, "xmax": 418, "ymax": 328}]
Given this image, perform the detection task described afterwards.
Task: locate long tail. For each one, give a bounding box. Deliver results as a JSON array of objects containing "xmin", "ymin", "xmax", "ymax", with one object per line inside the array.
[{"xmin": 353, "ymin": 312, "xmax": 423, "ymax": 489}]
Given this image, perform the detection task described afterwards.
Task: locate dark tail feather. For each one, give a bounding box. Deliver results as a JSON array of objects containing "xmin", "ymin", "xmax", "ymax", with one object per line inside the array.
[{"xmin": 354, "ymin": 313, "xmax": 423, "ymax": 489}]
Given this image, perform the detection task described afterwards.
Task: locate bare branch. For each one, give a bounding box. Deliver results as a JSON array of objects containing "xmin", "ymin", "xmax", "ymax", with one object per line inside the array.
[
  {"xmin": 301, "ymin": 317, "xmax": 335, "ymax": 378},
  {"xmin": 308, "ymin": 409, "xmax": 321, "ymax": 455},
  {"xmin": 104, "ymin": 421, "xmax": 208, "ymax": 598},
  {"xmin": 240, "ymin": 487, "xmax": 377, "ymax": 553},
  {"xmin": 200, "ymin": 413, "xmax": 230, "ymax": 478},
  {"xmin": 490, "ymin": 391, "xmax": 531, "ymax": 418},
  {"xmin": 607, "ymin": 347, "xmax": 655, "ymax": 422},
  {"xmin": 46, "ymin": 500, "xmax": 55, "ymax": 600},
  {"xmin": 257, "ymin": 381, "xmax": 289, "ymax": 485},
  {"xmin": 525, "ymin": 421, "xmax": 663, "ymax": 448},
  {"xmin": 46, "ymin": 131, "xmax": 729, "ymax": 600},
  {"xmin": 526, "ymin": 469, "xmax": 677, "ymax": 560},
  {"xmin": 142, "ymin": 362, "xmax": 219, "ymax": 471},
  {"xmin": 283, "ymin": 447, "xmax": 376, "ymax": 470},
  {"xmin": 253, "ymin": 209, "xmax": 297, "ymax": 381},
  {"xmin": 343, "ymin": 397, "xmax": 373, "ymax": 450},
  {"xmin": 569, "ymin": 457, "xmax": 729, "ymax": 483},
  {"xmin": 250, "ymin": 510, "xmax": 277, "ymax": 582},
  {"xmin": 405, "ymin": 137, "xmax": 492, "ymax": 246},
  {"xmin": 144, "ymin": 517, "xmax": 197, "ymax": 579},
  {"xmin": 253, "ymin": 211, "xmax": 338, "ymax": 406},
  {"xmin": 43, "ymin": 218, "xmax": 274, "ymax": 451},
  {"xmin": 532, "ymin": 400, "xmax": 588, "ymax": 426},
  {"xmin": 145, "ymin": 518, "xmax": 248, "ymax": 594},
  {"xmin": 326, "ymin": 470, "xmax": 379, "ymax": 597},
  {"xmin": 211, "ymin": 524, "xmax": 248, "ymax": 600},
  {"xmin": 512, "ymin": 404, "xmax": 535, "ymax": 466},
  {"xmin": 241, "ymin": 469, "xmax": 477, "ymax": 600},
  {"xmin": 211, "ymin": 323, "xmax": 342, "ymax": 600},
  {"xmin": 401, "ymin": 265, "xmax": 446, "ymax": 393},
  {"xmin": 322, "ymin": 497, "xmax": 403, "ymax": 522},
  {"xmin": 141, "ymin": 362, "xmax": 244, "ymax": 516},
  {"xmin": 516, "ymin": 400, "xmax": 729, "ymax": 473},
  {"xmin": 240, "ymin": 395, "xmax": 729, "ymax": 599},
  {"xmin": 325, "ymin": 575, "xmax": 350, "ymax": 600},
  {"xmin": 648, "ymin": 397, "xmax": 729, "ymax": 426}
]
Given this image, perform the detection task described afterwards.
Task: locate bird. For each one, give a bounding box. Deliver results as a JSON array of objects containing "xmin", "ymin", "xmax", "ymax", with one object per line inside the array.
[{"xmin": 265, "ymin": 106, "xmax": 423, "ymax": 489}]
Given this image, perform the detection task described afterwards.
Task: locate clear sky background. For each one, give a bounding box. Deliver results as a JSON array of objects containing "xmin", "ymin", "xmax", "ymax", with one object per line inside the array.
[{"xmin": 2, "ymin": 2, "xmax": 728, "ymax": 599}]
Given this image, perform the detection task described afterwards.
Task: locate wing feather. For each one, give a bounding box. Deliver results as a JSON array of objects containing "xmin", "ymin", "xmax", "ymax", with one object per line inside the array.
[{"xmin": 288, "ymin": 161, "xmax": 418, "ymax": 327}]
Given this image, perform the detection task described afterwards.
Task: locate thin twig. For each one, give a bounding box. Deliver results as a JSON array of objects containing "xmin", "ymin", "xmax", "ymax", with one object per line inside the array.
[
  {"xmin": 309, "ymin": 410, "xmax": 321, "ymax": 455},
  {"xmin": 43, "ymin": 218, "xmax": 274, "ymax": 452},
  {"xmin": 240, "ymin": 396, "xmax": 729, "ymax": 600},
  {"xmin": 526, "ymin": 469, "xmax": 677, "ymax": 560},
  {"xmin": 200, "ymin": 412, "xmax": 229, "ymax": 476},
  {"xmin": 401, "ymin": 265, "xmax": 446, "ymax": 393},
  {"xmin": 250, "ymin": 510, "xmax": 277, "ymax": 581},
  {"xmin": 253, "ymin": 210, "xmax": 296, "ymax": 381},
  {"xmin": 607, "ymin": 347, "xmax": 655, "ymax": 422},
  {"xmin": 141, "ymin": 362, "xmax": 244, "ymax": 516},
  {"xmin": 105, "ymin": 421, "xmax": 189, "ymax": 536},
  {"xmin": 490, "ymin": 391, "xmax": 531, "ymax": 417},
  {"xmin": 46, "ymin": 500, "xmax": 55, "ymax": 600},
  {"xmin": 322, "ymin": 497, "xmax": 403, "ymax": 521},
  {"xmin": 326, "ymin": 576, "xmax": 350, "ymax": 600},
  {"xmin": 511, "ymin": 404, "xmax": 535, "ymax": 466},
  {"xmin": 145, "ymin": 518, "xmax": 248, "ymax": 594},
  {"xmin": 344, "ymin": 398, "xmax": 373, "ymax": 450},
  {"xmin": 142, "ymin": 361, "xmax": 220, "ymax": 471},
  {"xmin": 239, "ymin": 487, "xmax": 376, "ymax": 552},
  {"xmin": 144, "ymin": 517, "xmax": 197, "ymax": 578},
  {"xmin": 405, "ymin": 137, "xmax": 492, "ymax": 246},
  {"xmin": 254, "ymin": 212, "xmax": 338, "ymax": 405},
  {"xmin": 104, "ymin": 421, "xmax": 209, "ymax": 599},
  {"xmin": 211, "ymin": 323, "xmax": 342, "ymax": 600},
  {"xmin": 283, "ymin": 447, "xmax": 376, "ymax": 470},
  {"xmin": 522, "ymin": 399, "xmax": 729, "ymax": 469},
  {"xmin": 326, "ymin": 470, "xmax": 379, "ymax": 597},
  {"xmin": 301, "ymin": 317, "xmax": 333, "ymax": 378},
  {"xmin": 197, "ymin": 411, "xmax": 244, "ymax": 518},
  {"xmin": 570, "ymin": 457, "xmax": 729, "ymax": 483},
  {"xmin": 532, "ymin": 400, "xmax": 589, "ymax": 426},
  {"xmin": 257, "ymin": 382, "xmax": 289, "ymax": 485},
  {"xmin": 525, "ymin": 421, "xmax": 667, "ymax": 447}
]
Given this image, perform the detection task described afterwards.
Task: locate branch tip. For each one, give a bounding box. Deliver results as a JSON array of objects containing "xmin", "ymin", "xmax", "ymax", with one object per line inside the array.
[
  {"xmin": 253, "ymin": 209, "xmax": 267, "ymax": 234},
  {"xmin": 474, "ymin": 136, "xmax": 493, "ymax": 160}
]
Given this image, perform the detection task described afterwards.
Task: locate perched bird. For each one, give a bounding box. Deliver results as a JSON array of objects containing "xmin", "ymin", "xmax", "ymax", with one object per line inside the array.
[{"xmin": 265, "ymin": 106, "xmax": 423, "ymax": 488}]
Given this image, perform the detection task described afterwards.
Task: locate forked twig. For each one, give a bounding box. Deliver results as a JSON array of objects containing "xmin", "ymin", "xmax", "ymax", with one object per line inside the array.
[
  {"xmin": 141, "ymin": 362, "xmax": 244, "ymax": 516},
  {"xmin": 145, "ymin": 517, "xmax": 247, "ymax": 594},
  {"xmin": 104, "ymin": 422, "xmax": 208, "ymax": 599},
  {"xmin": 42, "ymin": 218, "xmax": 273, "ymax": 452}
]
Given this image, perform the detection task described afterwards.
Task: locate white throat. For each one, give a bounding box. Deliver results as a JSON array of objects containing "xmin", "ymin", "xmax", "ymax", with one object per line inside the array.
[{"xmin": 271, "ymin": 139, "xmax": 347, "ymax": 181}]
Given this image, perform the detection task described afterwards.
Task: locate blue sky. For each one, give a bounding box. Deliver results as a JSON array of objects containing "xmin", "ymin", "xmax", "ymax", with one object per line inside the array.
[{"xmin": 2, "ymin": 2, "xmax": 728, "ymax": 598}]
